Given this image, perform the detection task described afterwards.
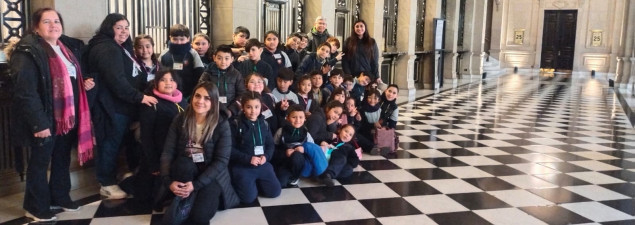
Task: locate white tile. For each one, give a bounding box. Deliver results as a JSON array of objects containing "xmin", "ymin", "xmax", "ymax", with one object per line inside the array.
[
  {"xmin": 406, "ymin": 125, "xmax": 441, "ymax": 130},
  {"xmin": 404, "ymin": 194, "xmax": 469, "ymax": 214},
  {"xmin": 521, "ymin": 145, "xmax": 566, "ymax": 153},
  {"xmin": 406, "ymin": 149, "xmax": 451, "ymax": 158},
  {"xmin": 571, "ymin": 151, "xmax": 620, "ymax": 160},
  {"xmin": 574, "ymin": 137, "xmax": 615, "ymax": 144},
  {"xmin": 574, "ymin": 131, "xmax": 613, "ymax": 137},
  {"xmin": 483, "ymin": 133, "xmax": 522, "ymax": 140},
  {"xmin": 444, "ymin": 129, "xmax": 480, "ymax": 135},
  {"xmin": 90, "ymin": 215, "xmax": 152, "ymax": 225},
  {"xmin": 526, "ymin": 138, "xmax": 568, "ymax": 145},
  {"xmin": 560, "ymin": 202, "xmax": 634, "ymax": 222},
  {"xmin": 57, "ymin": 200, "xmax": 100, "ymax": 220},
  {"xmin": 424, "ymin": 179, "xmax": 483, "ymax": 194},
  {"xmin": 440, "ymin": 166, "xmax": 494, "ymax": 178},
  {"xmin": 428, "ymin": 116, "xmax": 459, "ymax": 121},
  {"xmin": 453, "ymin": 124, "xmax": 489, "ymax": 130},
  {"xmin": 377, "ymin": 214, "xmax": 439, "ymax": 225},
  {"xmin": 210, "ymin": 207, "xmax": 268, "ymax": 225},
  {"xmin": 567, "ymin": 171, "xmax": 626, "ymax": 184},
  {"xmin": 344, "ymin": 183, "xmax": 400, "ymax": 199},
  {"xmin": 421, "ymin": 141, "xmax": 462, "ymax": 149},
  {"xmin": 465, "ymin": 147, "xmax": 510, "ymax": 156},
  {"xmin": 507, "ymin": 163, "xmax": 562, "ymax": 175},
  {"xmin": 488, "ymin": 189, "xmax": 554, "ymax": 207},
  {"xmin": 311, "ymin": 200, "xmax": 374, "ymax": 222},
  {"xmin": 369, "ymin": 170, "xmax": 421, "ymax": 183},
  {"xmin": 563, "ymin": 185, "xmax": 631, "ymax": 201},
  {"xmin": 569, "ymin": 161, "xmax": 622, "ymax": 171},
  {"xmin": 576, "ymin": 126, "xmax": 611, "ymax": 131},
  {"xmin": 572, "ymin": 144, "xmax": 617, "ymax": 151},
  {"xmin": 395, "ymin": 129, "xmax": 429, "ymax": 136},
  {"xmin": 529, "ymin": 132, "xmax": 570, "ymax": 138},
  {"xmin": 498, "ymin": 175, "xmax": 558, "ymax": 189},
  {"xmin": 474, "ymin": 208, "xmax": 549, "ymax": 225},
  {"xmin": 397, "ymin": 135, "xmax": 419, "ymax": 143},
  {"xmin": 258, "ymin": 188, "xmax": 310, "ymax": 206},
  {"xmin": 534, "ymin": 127, "xmax": 569, "ymax": 132},
  {"xmin": 421, "ymin": 120, "xmax": 450, "ymax": 125},
  {"xmin": 433, "ymin": 134, "xmax": 471, "ymax": 141},
  {"xmin": 389, "ymin": 158, "xmax": 437, "ymax": 169},
  {"xmin": 498, "ymin": 123, "xmax": 530, "ymax": 128},
  {"xmin": 454, "ymin": 156, "xmax": 503, "ymax": 166},
  {"xmin": 476, "ymin": 140, "xmax": 516, "ymax": 147},
  {"xmin": 515, "ymin": 154, "xmax": 564, "ymax": 163}
]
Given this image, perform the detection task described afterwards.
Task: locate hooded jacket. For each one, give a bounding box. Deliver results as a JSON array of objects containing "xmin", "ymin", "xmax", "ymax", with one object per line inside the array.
[{"xmin": 307, "ymin": 28, "xmax": 331, "ymax": 52}]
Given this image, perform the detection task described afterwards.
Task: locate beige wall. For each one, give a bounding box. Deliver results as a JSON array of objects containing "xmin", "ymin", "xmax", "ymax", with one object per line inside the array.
[
  {"xmin": 31, "ymin": 0, "xmax": 107, "ymax": 43},
  {"xmin": 492, "ymin": 0, "xmax": 628, "ymax": 73}
]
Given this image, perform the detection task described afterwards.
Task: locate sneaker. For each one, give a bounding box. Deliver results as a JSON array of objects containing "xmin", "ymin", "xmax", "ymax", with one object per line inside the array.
[
  {"xmin": 25, "ymin": 211, "xmax": 57, "ymax": 222},
  {"xmin": 50, "ymin": 201, "xmax": 81, "ymax": 212},
  {"xmin": 370, "ymin": 147, "xmax": 381, "ymax": 155},
  {"xmin": 100, "ymin": 185, "xmax": 128, "ymax": 199},
  {"xmin": 288, "ymin": 178, "xmax": 300, "ymax": 186},
  {"xmin": 320, "ymin": 173, "xmax": 334, "ymax": 187}
]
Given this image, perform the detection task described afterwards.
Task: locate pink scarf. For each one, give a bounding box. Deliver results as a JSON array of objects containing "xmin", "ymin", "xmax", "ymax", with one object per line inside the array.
[
  {"xmin": 153, "ymin": 88, "xmax": 183, "ymax": 103},
  {"xmin": 42, "ymin": 39, "xmax": 94, "ymax": 166}
]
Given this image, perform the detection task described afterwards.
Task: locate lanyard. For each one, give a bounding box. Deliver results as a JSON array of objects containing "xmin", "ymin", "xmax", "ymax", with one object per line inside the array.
[
  {"xmin": 216, "ymin": 68, "xmax": 228, "ymax": 93},
  {"xmin": 252, "ymin": 121, "xmax": 263, "ymax": 146},
  {"xmin": 253, "ymin": 65, "xmax": 258, "ymax": 72},
  {"xmin": 121, "ymin": 47, "xmax": 142, "ymax": 72},
  {"xmin": 175, "ymin": 103, "xmax": 184, "ymax": 112}
]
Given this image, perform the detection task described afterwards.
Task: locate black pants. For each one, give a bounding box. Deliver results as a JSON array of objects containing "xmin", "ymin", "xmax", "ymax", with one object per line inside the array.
[
  {"xmin": 356, "ymin": 131, "xmax": 374, "ymax": 153},
  {"xmin": 325, "ymin": 147, "xmax": 359, "ymax": 178},
  {"xmin": 274, "ymin": 151, "xmax": 304, "ymax": 186},
  {"xmin": 170, "ymin": 157, "xmax": 221, "ymax": 224},
  {"xmin": 23, "ymin": 130, "xmax": 76, "ymax": 215}
]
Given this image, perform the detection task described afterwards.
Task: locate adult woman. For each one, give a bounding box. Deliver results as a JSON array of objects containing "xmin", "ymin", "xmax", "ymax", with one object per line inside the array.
[
  {"xmin": 160, "ymin": 82, "xmax": 238, "ymax": 224},
  {"xmin": 10, "ymin": 8, "xmax": 94, "ymax": 221},
  {"xmin": 85, "ymin": 13, "xmax": 158, "ymax": 199},
  {"xmin": 342, "ymin": 20, "xmax": 380, "ymax": 79},
  {"xmin": 135, "ymin": 69, "xmax": 186, "ymax": 202}
]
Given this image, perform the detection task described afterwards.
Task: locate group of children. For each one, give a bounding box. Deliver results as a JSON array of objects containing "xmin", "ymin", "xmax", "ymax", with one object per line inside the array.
[{"xmin": 129, "ymin": 23, "xmax": 402, "ymax": 205}]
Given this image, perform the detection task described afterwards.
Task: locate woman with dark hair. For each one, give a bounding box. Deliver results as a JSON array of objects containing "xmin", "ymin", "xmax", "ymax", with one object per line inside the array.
[
  {"xmin": 160, "ymin": 82, "xmax": 238, "ymax": 224},
  {"xmin": 342, "ymin": 20, "xmax": 380, "ymax": 80},
  {"xmin": 10, "ymin": 8, "xmax": 94, "ymax": 221},
  {"xmin": 84, "ymin": 13, "xmax": 158, "ymax": 199}
]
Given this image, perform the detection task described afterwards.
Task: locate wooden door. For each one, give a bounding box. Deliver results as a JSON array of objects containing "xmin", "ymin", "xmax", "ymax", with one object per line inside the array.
[{"xmin": 540, "ymin": 10, "xmax": 577, "ymax": 71}]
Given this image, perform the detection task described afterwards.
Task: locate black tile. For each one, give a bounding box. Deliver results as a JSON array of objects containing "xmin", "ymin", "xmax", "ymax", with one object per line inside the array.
[
  {"xmin": 234, "ymin": 199, "xmax": 260, "ymax": 208},
  {"xmin": 326, "ymin": 219, "xmax": 381, "ymax": 225},
  {"xmin": 544, "ymin": 152, "xmax": 591, "ymax": 161},
  {"xmin": 336, "ymin": 171, "xmax": 381, "ymax": 185},
  {"xmin": 599, "ymin": 170, "xmax": 635, "ymax": 182},
  {"xmin": 358, "ymin": 160, "xmax": 401, "ymax": 170},
  {"xmin": 301, "ymin": 186, "xmax": 356, "ymax": 203},
  {"xmin": 425, "ymin": 130, "xmax": 454, "ymax": 136},
  {"xmin": 447, "ymin": 192, "xmax": 511, "ymax": 210},
  {"xmin": 262, "ymin": 204, "xmax": 322, "ymax": 225},
  {"xmin": 537, "ymin": 162, "xmax": 590, "ymax": 173},
  {"xmin": 600, "ymin": 199, "xmax": 635, "ymax": 215},
  {"xmin": 408, "ymin": 135, "xmax": 434, "ymax": 142},
  {"xmin": 437, "ymin": 148, "xmax": 479, "ymax": 156},
  {"xmin": 93, "ymin": 198, "xmax": 153, "ymax": 218},
  {"xmin": 599, "ymin": 160, "xmax": 635, "ymax": 169},
  {"xmin": 385, "ymin": 181, "xmax": 442, "ymax": 196},
  {"xmin": 527, "ymin": 188, "xmax": 592, "ymax": 204},
  {"xmin": 448, "ymin": 141, "xmax": 487, "ymax": 148},
  {"xmin": 75, "ymin": 194, "xmax": 101, "ymax": 206},
  {"xmin": 0, "ymin": 217, "xmax": 29, "ymax": 225},
  {"xmin": 475, "ymin": 165, "xmax": 526, "ymax": 176},
  {"xmin": 359, "ymin": 197, "xmax": 421, "ymax": 217},
  {"xmin": 150, "ymin": 214, "xmax": 164, "ymax": 225},
  {"xmin": 463, "ymin": 177, "xmax": 519, "ymax": 191},
  {"xmin": 399, "ymin": 142, "xmax": 430, "ymax": 149},
  {"xmin": 406, "ymin": 168, "xmax": 457, "ymax": 180},
  {"xmin": 53, "ymin": 220, "xmax": 93, "ymax": 225},
  {"xmin": 519, "ymin": 205, "xmax": 593, "ymax": 225},
  {"xmin": 600, "ymin": 183, "xmax": 635, "ymax": 198},
  {"xmin": 495, "ymin": 147, "xmax": 535, "ymax": 155},
  {"xmin": 423, "ymin": 158, "xmax": 469, "ymax": 167},
  {"xmin": 486, "ymin": 155, "xmax": 531, "ymax": 164},
  {"xmin": 605, "ymin": 151, "xmax": 635, "ymax": 159},
  {"xmin": 383, "ymin": 150, "xmax": 418, "ymax": 159},
  {"xmin": 504, "ymin": 139, "xmax": 539, "ymax": 146},
  {"xmin": 427, "ymin": 211, "xmax": 493, "ymax": 225},
  {"xmin": 533, "ymin": 173, "xmax": 591, "ymax": 186},
  {"xmin": 602, "ymin": 219, "xmax": 635, "ymax": 225}
]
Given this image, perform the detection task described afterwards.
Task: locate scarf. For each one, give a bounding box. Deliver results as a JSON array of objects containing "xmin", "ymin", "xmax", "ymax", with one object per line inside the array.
[
  {"xmin": 361, "ymin": 100, "xmax": 380, "ymax": 113},
  {"xmin": 168, "ymin": 41, "xmax": 192, "ymax": 56},
  {"xmin": 153, "ymin": 89, "xmax": 183, "ymax": 103},
  {"xmin": 42, "ymin": 39, "xmax": 94, "ymax": 166},
  {"xmin": 281, "ymin": 123, "xmax": 308, "ymax": 146}
]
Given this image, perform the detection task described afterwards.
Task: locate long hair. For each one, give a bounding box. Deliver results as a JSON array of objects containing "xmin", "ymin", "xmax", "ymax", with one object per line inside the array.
[
  {"xmin": 30, "ymin": 8, "xmax": 64, "ymax": 34},
  {"xmin": 244, "ymin": 72, "xmax": 271, "ymax": 93},
  {"xmin": 344, "ymin": 20, "xmax": 375, "ymax": 60},
  {"xmin": 134, "ymin": 34, "xmax": 158, "ymax": 63},
  {"xmin": 152, "ymin": 69, "xmax": 182, "ymax": 92},
  {"xmin": 182, "ymin": 82, "xmax": 220, "ymax": 143},
  {"xmin": 95, "ymin": 13, "xmax": 128, "ymax": 39}
]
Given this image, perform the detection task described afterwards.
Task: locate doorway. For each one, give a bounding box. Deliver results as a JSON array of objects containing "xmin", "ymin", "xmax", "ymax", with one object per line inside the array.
[{"xmin": 540, "ymin": 10, "xmax": 577, "ymax": 72}]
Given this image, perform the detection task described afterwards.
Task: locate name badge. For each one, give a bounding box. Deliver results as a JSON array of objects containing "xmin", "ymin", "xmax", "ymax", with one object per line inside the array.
[
  {"xmin": 254, "ymin": 146, "xmax": 264, "ymax": 155},
  {"xmin": 132, "ymin": 67, "xmax": 139, "ymax": 77},
  {"xmin": 192, "ymin": 153, "xmax": 204, "ymax": 163},
  {"xmin": 173, "ymin": 62, "xmax": 184, "ymax": 70},
  {"xmin": 273, "ymin": 53, "xmax": 282, "ymax": 59},
  {"xmin": 262, "ymin": 109, "xmax": 273, "ymax": 119},
  {"xmin": 219, "ymin": 96, "xmax": 227, "ymax": 104}
]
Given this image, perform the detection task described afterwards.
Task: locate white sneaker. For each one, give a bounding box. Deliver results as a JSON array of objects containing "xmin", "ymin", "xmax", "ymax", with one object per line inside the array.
[
  {"xmin": 100, "ymin": 185, "xmax": 127, "ymax": 199},
  {"xmin": 25, "ymin": 211, "xmax": 57, "ymax": 222}
]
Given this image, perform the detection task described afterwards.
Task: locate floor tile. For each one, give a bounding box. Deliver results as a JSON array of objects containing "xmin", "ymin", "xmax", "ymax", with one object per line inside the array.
[
  {"xmin": 527, "ymin": 188, "xmax": 592, "ymax": 204},
  {"xmin": 464, "ymin": 147, "xmax": 511, "ymax": 156},
  {"xmin": 376, "ymin": 214, "xmax": 438, "ymax": 225},
  {"xmin": 336, "ymin": 171, "xmax": 381, "ymax": 185},
  {"xmin": 93, "ymin": 199, "xmax": 152, "ymax": 218},
  {"xmin": 262, "ymin": 204, "xmax": 322, "ymax": 225},
  {"xmin": 498, "ymin": 175, "xmax": 558, "ymax": 189},
  {"xmin": 446, "ymin": 192, "xmax": 512, "ymax": 210},
  {"xmin": 567, "ymin": 171, "xmax": 627, "ymax": 184},
  {"xmin": 358, "ymin": 160, "xmax": 402, "ymax": 171},
  {"xmin": 427, "ymin": 211, "xmax": 493, "ymax": 225},
  {"xmin": 385, "ymin": 181, "xmax": 442, "ymax": 196},
  {"xmin": 440, "ymin": 166, "xmax": 494, "ymax": 178},
  {"xmin": 474, "ymin": 208, "xmax": 549, "ymax": 225},
  {"xmin": 258, "ymin": 188, "xmax": 310, "ymax": 206},
  {"xmin": 454, "ymin": 156, "xmax": 503, "ymax": 166},
  {"xmin": 368, "ymin": 170, "xmax": 421, "ymax": 183},
  {"xmin": 563, "ymin": 185, "xmax": 631, "ymax": 201},
  {"xmin": 404, "ymin": 194, "xmax": 469, "ymax": 214},
  {"xmin": 533, "ymin": 173, "xmax": 592, "ymax": 186},
  {"xmin": 424, "ymin": 179, "xmax": 483, "ymax": 194},
  {"xmin": 488, "ymin": 189, "xmax": 554, "ymax": 207},
  {"xmin": 210, "ymin": 207, "xmax": 268, "ymax": 225},
  {"xmin": 358, "ymin": 198, "xmax": 421, "ymax": 218},
  {"xmin": 388, "ymin": 158, "xmax": 437, "ymax": 169},
  {"xmin": 311, "ymin": 200, "xmax": 374, "ymax": 222},
  {"xmin": 599, "ymin": 199, "xmax": 635, "ymax": 215},
  {"xmin": 569, "ymin": 160, "xmax": 622, "ymax": 171},
  {"xmin": 521, "ymin": 145, "xmax": 567, "ymax": 153},
  {"xmin": 475, "ymin": 165, "xmax": 526, "ymax": 176},
  {"xmin": 343, "ymin": 183, "xmax": 400, "ymax": 200},
  {"xmin": 560, "ymin": 202, "xmax": 634, "ymax": 222},
  {"xmin": 463, "ymin": 177, "xmax": 519, "ymax": 191},
  {"xmin": 406, "ymin": 168, "xmax": 457, "ymax": 180},
  {"xmin": 519, "ymin": 205, "xmax": 593, "ymax": 225},
  {"xmin": 301, "ymin": 186, "xmax": 356, "ymax": 203}
]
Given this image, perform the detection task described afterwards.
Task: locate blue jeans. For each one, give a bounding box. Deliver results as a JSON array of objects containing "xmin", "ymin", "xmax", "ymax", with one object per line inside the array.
[{"xmin": 96, "ymin": 112, "xmax": 130, "ymax": 185}]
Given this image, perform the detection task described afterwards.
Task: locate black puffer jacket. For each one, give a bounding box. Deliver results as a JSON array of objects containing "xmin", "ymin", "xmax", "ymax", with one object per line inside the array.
[
  {"xmin": 160, "ymin": 111, "xmax": 239, "ymax": 210},
  {"xmin": 10, "ymin": 34, "xmax": 84, "ymax": 147},
  {"xmin": 307, "ymin": 28, "xmax": 331, "ymax": 52},
  {"xmin": 198, "ymin": 63, "xmax": 246, "ymax": 106}
]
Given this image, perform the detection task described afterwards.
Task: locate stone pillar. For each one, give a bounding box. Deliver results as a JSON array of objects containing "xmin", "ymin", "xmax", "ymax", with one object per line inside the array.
[
  {"xmin": 422, "ymin": 0, "xmax": 442, "ymax": 89},
  {"xmin": 460, "ymin": 0, "xmax": 488, "ymax": 76},
  {"xmin": 360, "ymin": 0, "xmax": 385, "ymax": 69},
  {"xmin": 211, "ymin": 0, "xmax": 259, "ymax": 49},
  {"xmin": 619, "ymin": 0, "xmax": 635, "ymax": 87},
  {"xmin": 443, "ymin": 0, "xmax": 461, "ymax": 87},
  {"xmin": 304, "ymin": 0, "xmax": 336, "ymax": 34},
  {"xmin": 394, "ymin": 0, "xmax": 417, "ymax": 101},
  {"xmin": 32, "ymin": 0, "xmax": 108, "ymax": 43}
]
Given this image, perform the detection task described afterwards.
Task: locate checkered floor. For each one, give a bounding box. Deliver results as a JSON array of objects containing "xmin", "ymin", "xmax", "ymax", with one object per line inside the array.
[{"xmin": 5, "ymin": 73, "xmax": 635, "ymax": 225}]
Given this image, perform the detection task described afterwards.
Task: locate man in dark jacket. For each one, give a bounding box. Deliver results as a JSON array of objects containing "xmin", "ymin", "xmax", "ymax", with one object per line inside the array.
[{"xmin": 307, "ymin": 16, "xmax": 332, "ymax": 52}]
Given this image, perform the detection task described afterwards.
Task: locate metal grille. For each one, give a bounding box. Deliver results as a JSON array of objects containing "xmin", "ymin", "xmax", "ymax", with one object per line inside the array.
[
  {"xmin": 263, "ymin": 2, "xmax": 282, "ymax": 35},
  {"xmin": 334, "ymin": 0, "xmax": 352, "ymax": 42},
  {"xmin": 415, "ymin": 0, "xmax": 425, "ymax": 51},
  {"xmin": 457, "ymin": 0, "xmax": 466, "ymax": 49},
  {"xmin": 382, "ymin": 0, "xmax": 398, "ymax": 51},
  {"xmin": 0, "ymin": 0, "xmax": 28, "ymax": 45},
  {"xmin": 293, "ymin": 0, "xmax": 304, "ymax": 32}
]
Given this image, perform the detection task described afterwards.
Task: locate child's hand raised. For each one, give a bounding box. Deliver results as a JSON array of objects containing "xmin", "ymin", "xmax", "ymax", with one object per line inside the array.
[{"xmin": 281, "ymin": 99, "xmax": 290, "ymax": 111}]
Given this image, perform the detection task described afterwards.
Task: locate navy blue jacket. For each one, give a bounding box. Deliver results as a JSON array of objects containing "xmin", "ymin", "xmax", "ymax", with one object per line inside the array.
[{"xmin": 230, "ymin": 115, "xmax": 275, "ymax": 166}]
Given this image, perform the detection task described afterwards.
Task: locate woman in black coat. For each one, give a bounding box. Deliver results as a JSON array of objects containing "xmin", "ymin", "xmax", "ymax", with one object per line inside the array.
[
  {"xmin": 160, "ymin": 82, "xmax": 239, "ymax": 225},
  {"xmin": 84, "ymin": 13, "xmax": 158, "ymax": 199},
  {"xmin": 10, "ymin": 8, "xmax": 94, "ymax": 221},
  {"xmin": 341, "ymin": 20, "xmax": 380, "ymax": 79}
]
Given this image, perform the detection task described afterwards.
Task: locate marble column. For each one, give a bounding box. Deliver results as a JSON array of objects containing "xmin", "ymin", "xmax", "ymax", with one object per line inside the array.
[
  {"xmin": 619, "ymin": 0, "xmax": 635, "ymax": 88},
  {"xmin": 304, "ymin": 0, "xmax": 336, "ymax": 34},
  {"xmin": 359, "ymin": 0, "xmax": 385, "ymax": 68},
  {"xmin": 460, "ymin": 0, "xmax": 488, "ymax": 76},
  {"xmin": 31, "ymin": 0, "xmax": 108, "ymax": 43},
  {"xmin": 422, "ymin": 0, "xmax": 442, "ymax": 89},
  {"xmin": 394, "ymin": 0, "xmax": 417, "ymax": 101},
  {"xmin": 211, "ymin": 0, "xmax": 259, "ymax": 49},
  {"xmin": 443, "ymin": 0, "xmax": 461, "ymax": 87}
]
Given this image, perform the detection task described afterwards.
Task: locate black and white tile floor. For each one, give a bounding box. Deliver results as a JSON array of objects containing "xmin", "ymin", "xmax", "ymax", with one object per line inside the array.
[{"xmin": 5, "ymin": 73, "xmax": 635, "ymax": 225}]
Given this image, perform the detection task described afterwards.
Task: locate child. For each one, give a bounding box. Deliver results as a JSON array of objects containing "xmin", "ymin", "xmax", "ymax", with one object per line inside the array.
[
  {"xmin": 159, "ymin": 24, "xmax": 205, "ymax": 98},
  {"xmin": 230, "ymin": 92, "xmax": 281, "ymax": 204},
  {"xmin": 272, "ymin": 105, "xmax": 328, "ymax": 187},
  {"xmin": 379, "ymin": 84, "xmax": 399, "ymax": 130},
  {"xmin": 296, "ymin": 42, "xmax": 331, "ymax": 80},
  {"xmin": 324, "ymin": 69, "xmax": 344, "ymax": 92},
  {"xmin": 326, "ymin": 36, "xmax": 344, "ymax": 67},
  {"xmin": 284, "ymin": 33, "xmax": 302, "ymax": 71},
  {"xmin": 261, "ymin": 31, "xmax": 292, "ymax": 90},
  {"xmin": 134, "ymin": 34, "xmax": 160, "ymax": 92},
  {"xmin": 310, "ymin": 71, "xmax": 330, "ymax": 107},
  {"xmin": 198, "ymin": 45, "xmax": 245, "ymax": 116},
  {"xmin": 343, "ymin": 75, "xmax": 355, "ymax": 98},
  {"xmin": 243, "ymin": 73, "xmax": 279, "ymax": 134},
  {"xmin": 297, "ymin": 33, "xmax": 309, "ymax": 61},
  {"xmin": 350, "ymin": 71, "xmax": 372, "ymax": 104},
  {"xmin": 230, "ymin": 26, "xmax": 250, "ymax": 59},
  {"xmin": 306, "ymin": 100, "xmax": 343, "ymax": 145},
  {"xmin": 236, "ymin": 39, "xmax": 273, "ymax": 84},
  {"xmin": 359, "ymin": 89, "xmax": 383, "ymax": 154},
  {"xmin": 319, "ymin": 124, "xmax": 359, "ymax": 186},
  {"xmin": 295, "ymin": 75, "xmax": 320, "ymax": 116},
  {"xmin": 271, "ymin": 67, "xmax": 300, "ymax": 105},
  {"xmin": 192, "ymin": 33, "xmax": 212, "ymax": 68}
]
